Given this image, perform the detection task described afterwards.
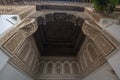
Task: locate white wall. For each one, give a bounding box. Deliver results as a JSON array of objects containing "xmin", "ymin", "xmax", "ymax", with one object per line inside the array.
[
  {"xmin": 0, "ymin": 48, "xmax": 33, "ymax": 80},
  {"xmin": 0, "ymin": 63, "xmax": 33, "ymax": 80},
  {"xmin": 106, "ymin": 24, "xmax": 120, "ymax": 43},
  {"xmin": 83, "ymin": 63, "xmax": 119, "ymax": 80},
  {"xmin": 0, "ymin": 49, "xmax": 9, "ymax": 71},
  {"xmin": 107, "ymin": 50, "xmax": 120, "ymax": 79}
]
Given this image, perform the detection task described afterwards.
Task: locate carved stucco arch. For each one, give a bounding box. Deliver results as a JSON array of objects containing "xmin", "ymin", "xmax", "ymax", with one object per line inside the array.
[
  {"xmin": 63, "ymin": 61, "xmax": 71, "ymax": 74},
  {"xmin": 71, "ymin": 61, "xmax": 80, "ymax": 74},
  {"xmin": 39, "ymin": 61, "xmax": 46, "ymax": 74},
  {"xmin": 54, "ymin": 61, "xmax": 62, "ymax": 74},
  {"xmin": 45, "ymin": 61, "xmax": 54, "ymax": 74}
]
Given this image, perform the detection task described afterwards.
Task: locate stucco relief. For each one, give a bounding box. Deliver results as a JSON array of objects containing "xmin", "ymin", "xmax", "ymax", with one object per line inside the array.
[
  {"xmin": 19, "ymin": 19, "xmax": 38, "ymax": 38},
  {"xmin": 7, "ymin": 37, "xmax": 40, "ymax": 79},
  {"xmin": 46, "ymin": 61, "xmax": 54, "ymax": 74},
  {"xmin": 39, "ymin": 62, "xmax": 46, "ymax": 74},
  {"xmin": 2, "ymin": 33, "xmax": 38, "ymax": 80},
  {"xmin": 86, "ymin": 42, "xmax": 100, "ymax": 61},
  {"xmin": 82, "ymin": 20, "xmax": 100, "ymax": 40},
  {"xmin": 3, "ymin": 32, "xmax": 24, "ymax": 55},
  {"xmin": 17, "ymin": 39, "xmax": 31, "ymax": 61},
  {"xmin": 55, "ymin": 62, "xmax": 62, "ymax": 74},
  {"xmin": 71, "ymin": 62, "xmax": 79, "ymax": 74},
  {"xmin": 63, "ymin": 62, "xmax": 71, "ymax": 74},
  {"xmin": 95, "ymin": 34, "xmax": 115, "ymax": 56},
  {"xmin": 29, "ymin": 50, "xmax": 36, "ymax": 71},
  {"xmin": 9, "ymin": 55, "xmax": 35, "ymax": 78},
  {"xmin": 2, "ymin": 18, "xmax": 38, "ymax": 56},
  {"xmin": 37, "ymin": 57, "xmax": 80, "ymax": 80},
  {"xmin": 82, "ymin": 20, "xmax": 116, "ymax": 57},
  {"xmin": 78, "ymin": 38, "xmax": 106, "ymax": 78}
]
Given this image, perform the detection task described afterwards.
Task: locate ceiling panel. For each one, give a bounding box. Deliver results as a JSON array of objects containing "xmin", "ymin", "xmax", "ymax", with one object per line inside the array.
[{"xmin": 34, "ymin": 13, "xmax": 85, "ymax": 56}]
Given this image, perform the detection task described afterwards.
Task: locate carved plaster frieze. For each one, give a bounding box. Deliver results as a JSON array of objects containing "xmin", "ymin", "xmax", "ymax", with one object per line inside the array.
[
  {"xmin": 0, "ymin": 5, "xmax": 36, "ymax": 20},
  {"xmin": 37, "ymin": 57, "xmax": 80, "ymax": 79},
  {"xmin": 40, "ymin": 57, "xmax": 77, "ymax": 61},
  {"xmin": 36, "ymin": 75, "xmax": 81, "ymax": 80}
]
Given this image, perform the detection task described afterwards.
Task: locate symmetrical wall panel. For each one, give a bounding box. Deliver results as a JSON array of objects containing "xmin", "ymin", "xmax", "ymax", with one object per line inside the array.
[
  {"xmin": 8, "ymin": 37, "xmax": 40, "ymax": 78},
  {"xmin": 1, "ymin": 16, "xmax": 39, "ymax": 79},
  {"xmin": 78, "ymin": 38, "xmax": 106, "ymax": 78},
  {"xmin": 3, "ymin": 32, "xmax": 24, "ymax": 55},
  {"xmin": 95, "ymin": 34, "xmax": 115, "ymax": 56},
  {"xmin": 82, "ymin": 20, "xmax": 116, "ymax": 57},
  {"xmin": 36, "ymin": 57, "xmax": 81, "ymax": 80}
]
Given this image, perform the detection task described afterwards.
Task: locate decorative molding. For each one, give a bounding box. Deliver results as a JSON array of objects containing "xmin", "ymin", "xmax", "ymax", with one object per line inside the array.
[
  {"xmin": 8, "ymin": 37, "xmax": 40, "ymax": 79},
  {"xmin": 19, "ymin": 18, "xmax": 38, "ymax": 38},
  {"xmin": 36, "ymin": 57, "xmax": 81, "ymax": 80},
  {"xmin": 36, "ymin": 75, "xmax": 81, "ymax": 80},
  {"xmin": 9, "ymin": 55, "xmax": 35, "ymax": 78},
  {"xmin": 95, "ymin": 34, "xmax": 115, "ymax": 56},
  {"xmin": 82, "ymin": 20, "xmax": 101, "ymax": 40},
  {"xmin": 2, "ymin": 32, "xmax": 24, "ymax": 56},
  {"xmin": 40, "ymin": 57, "xmax": 77, "ymax": 61},
  {"xmin": 82, "ymin": 20, "xmax": 116, "ymax": 57},
  {"xmin": 2, "ymin": 18, "xmax": 38, "ymax": 57},
  {"xmin": 77, "ymin": 38, "xmax": 106, "ymax": 78}
]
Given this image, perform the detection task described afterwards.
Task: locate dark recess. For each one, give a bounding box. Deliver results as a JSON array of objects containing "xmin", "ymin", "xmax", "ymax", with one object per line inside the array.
[{"xmin": 33, "ymin": 13, "xmax": 85, "ymax": 57}]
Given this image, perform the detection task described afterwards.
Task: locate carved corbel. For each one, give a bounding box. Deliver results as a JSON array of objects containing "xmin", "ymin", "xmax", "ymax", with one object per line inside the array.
[
  {"xmin": 19, "ymin": 19, "xmax": 38, "ymax": 38},
  {"xmin": 82, "ymin": 20, "xmax": 100, "ymax": 40}
]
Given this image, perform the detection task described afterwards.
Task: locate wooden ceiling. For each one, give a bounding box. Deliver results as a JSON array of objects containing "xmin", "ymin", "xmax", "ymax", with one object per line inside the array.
[
  {"xmin": 34, "ymin": 13, "xmax": 85, "ymax": 57},
  {"xmin": 36, "ymin": 5, "xmax": 84, "ymax": 12},
  {"xmin": 0, "ymin": 0, "xmax": 91, "ymax": 5}
]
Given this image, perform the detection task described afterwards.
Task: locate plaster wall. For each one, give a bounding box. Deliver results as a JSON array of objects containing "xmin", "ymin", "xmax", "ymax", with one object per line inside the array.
[
  {"xmin": 107, "ymin": 50, "xmax": 120, "ymax": 79},
  {"xmin": 83, "ymin": 62, "xmax": 119, "ymax": 80},
  {"xmin": 0, "ymin": 63, "xmax": 33, "ymax": 80}
]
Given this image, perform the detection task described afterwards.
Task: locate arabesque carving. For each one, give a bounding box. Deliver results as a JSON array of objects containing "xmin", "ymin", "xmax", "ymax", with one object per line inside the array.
[
  {"xmin": 3, "ymin": 32, "xmax": 24, "ymax": 55},
  {"xmin": 20, "ymin": 18, "xmax": 38, "ymax": 38},
  {"xmin": 2, "ymin": 18, "xmax": 38, "ymax": 56},
  {"xmin": 95, "ymin": 34, "xmax": 115, "ymax": 56},
  {"xmin": 82, "ymin": 20, "xmax": 100, "ymax": 40},
  {"xmin": 82, "ymin": 20, "xmax": 116, "ymax": 57},
  {"xmin": 78, "ymin": 38, "xmax": 106, "ymax": 78}
]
